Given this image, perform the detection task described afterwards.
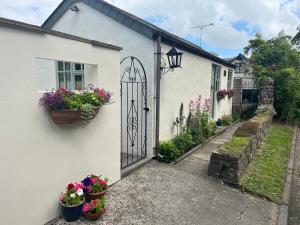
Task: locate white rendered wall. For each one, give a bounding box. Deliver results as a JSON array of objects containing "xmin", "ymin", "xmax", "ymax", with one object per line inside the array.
[
  {"xmin": 160, "ymin": 44, "xmax": 212, "ymax": 140},
  {"xmin": 52, "ymin": 2, "xmax": 156, "ymax": 158},
  {"xmin": 214, "ymin": 65, "xmax": 233, "ymax": 119},
  {"xmin": 0, "ymin": 26, "xmax": 120, "ymax": 225}
]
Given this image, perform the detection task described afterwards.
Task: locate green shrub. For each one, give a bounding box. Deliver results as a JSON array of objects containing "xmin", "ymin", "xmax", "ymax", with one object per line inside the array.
[
  {"xmin": 234, "ymin": 121, "xmax": 259, "ymax": 137},
  {"xmin": 221, "ymin": 114, "xmax": 233, "ymax": 126},
  {"xmin": 189, "ymin": 116, "xmax": 203, "ymax": 144},
  {"xmin": 208, "ymin": 120, "xmax": 217, "ymax": 137},
  {"xmin": 158, "ymin": 141, "xmax": 180, "ymax": 163},
  {"xmin": 172, "ymin": 133, "xmax": 195, "ymax": 153},
  {"xmin": 200, "ymin": 112, "xmax": 210, "ymax": 139},
  {"xmin": 219, "ymin": 136, "xmax": 250, "ymax": 156}
]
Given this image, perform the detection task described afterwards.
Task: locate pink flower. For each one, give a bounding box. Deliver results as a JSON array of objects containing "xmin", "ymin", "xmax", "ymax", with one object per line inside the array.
[
  {"xmin": 99, "ymin": 180, "xmax": 107, "ymax": 187},
  {"xmin": 59, "ymin": 194, "xmax": 65, "ymax": 201},
  {"xmin": 92, "ymin": 200, "xmax": 97, "ymax": 209},
  {"xmin": 91, "ymin": 177, "xmax": 98, "ymax": 184},
  {"xmin": 75, "ymin": 182, "xmax": 84, "ymax": 191},
  {"xmin": 188, "ymin": 100, "xmax": 194, "ymax": 110},
  {"xmin": 82, "ymin": 203, "xmax": 91, "ymax": 213},
  {"xmin": 87, "ymin": 186, "xmax": 92, "ymax": 193}
]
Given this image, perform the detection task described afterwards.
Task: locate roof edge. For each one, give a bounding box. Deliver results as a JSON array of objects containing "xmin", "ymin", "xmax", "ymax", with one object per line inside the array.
[{"xmin": 0, "ymin": 17, "xmax": 122, "ymax": 51}]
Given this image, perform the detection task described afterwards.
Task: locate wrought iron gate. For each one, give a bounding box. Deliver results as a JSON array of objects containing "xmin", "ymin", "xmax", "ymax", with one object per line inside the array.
[{"xmin": 120, "ymin": 57, "xmax": 148, "ymax": 169}]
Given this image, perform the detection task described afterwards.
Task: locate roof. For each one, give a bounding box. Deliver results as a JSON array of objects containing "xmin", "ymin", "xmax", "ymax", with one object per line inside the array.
[
  {"xmin": 42, "ymin": 0, "xmax": 235, "ymax": 68},
  {"xmin": 0, "ymin": 17, "xmax": 122, "ymax": 51},
  {"xmin": 224, "ymin": 53, "xmax": 248, "ymax": 63}
]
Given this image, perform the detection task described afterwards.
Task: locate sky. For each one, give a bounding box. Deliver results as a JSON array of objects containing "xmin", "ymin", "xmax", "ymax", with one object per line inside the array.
[{"xmin": 0, "ymin": 0, "xmax": 299, "ymax": 57}]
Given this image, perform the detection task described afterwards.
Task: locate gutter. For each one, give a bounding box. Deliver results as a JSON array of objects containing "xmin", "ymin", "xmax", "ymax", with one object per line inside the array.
[{"xmin": 154, "ymin": 32, "xmax": 162, "ymax": 158}]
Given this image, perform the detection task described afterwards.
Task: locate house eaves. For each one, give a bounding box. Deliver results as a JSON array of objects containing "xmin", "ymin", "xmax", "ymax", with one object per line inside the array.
[
  {"xmin": 42, "ymin": 0, "xmax": 235, "ymax": 69},
  {"xmin": 0, "ymin": 17, "xmax": 122, "ymax": 51}
]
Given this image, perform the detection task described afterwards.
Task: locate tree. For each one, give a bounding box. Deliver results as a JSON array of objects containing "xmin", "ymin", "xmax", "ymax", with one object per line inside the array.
[{"xmin": 244, "ymin": 32, "xmax": 300, "ymax": 122}]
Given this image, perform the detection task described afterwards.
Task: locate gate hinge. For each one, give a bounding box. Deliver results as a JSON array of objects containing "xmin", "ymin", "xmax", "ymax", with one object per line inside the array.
[{"xmin": 143, "ymin": 107, "xmax": 150, "ymax": 112}]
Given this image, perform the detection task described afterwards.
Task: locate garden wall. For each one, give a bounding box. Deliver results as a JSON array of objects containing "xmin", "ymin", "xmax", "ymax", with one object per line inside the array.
[
  {"xmin": 208, "ymin": 116, "xmax": 272, "ymax": 185},
  {"xmin": 0, "ymin": 20, "xmax": 121, "ymax": 225}
]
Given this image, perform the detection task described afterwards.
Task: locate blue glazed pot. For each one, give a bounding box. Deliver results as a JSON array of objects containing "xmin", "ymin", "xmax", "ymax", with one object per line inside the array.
[{"xmin": 60, "ymin": 200, "xmax": 85, "ymax": 222}]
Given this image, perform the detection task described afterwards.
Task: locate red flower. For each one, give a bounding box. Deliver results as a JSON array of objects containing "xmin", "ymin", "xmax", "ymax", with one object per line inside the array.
[
  {"xmin": 67, "ymin": 183, "xmax": 74, "ymax": 190},
  {"xmin": 91, "ymin": 177, "xmax": 98, "ymax": 184},
  {"xmin": 99, "ymin": 180, "xmax": 107, "ymax": 187},
  {"xmin": 92, "ymin": 200, "xmax": 97, "ymax": 208}
]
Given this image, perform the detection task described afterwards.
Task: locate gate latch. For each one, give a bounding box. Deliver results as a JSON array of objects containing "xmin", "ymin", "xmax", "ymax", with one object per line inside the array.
[{"xmin": 143, "ymin": 107, "xmax": 150, "ymax": 112}]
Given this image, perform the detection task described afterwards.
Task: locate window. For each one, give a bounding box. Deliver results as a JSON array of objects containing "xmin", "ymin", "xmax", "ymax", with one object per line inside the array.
[
  {"xmin": 56, "ymin": 61, "xmax": 85, "ymax": 90},
  {"xmin": 235, "ymin": 62, "xmax": 246, "ymax": 73},
  {"xmin": 227, "ymin": 70, "xmax": 233, "ymax": 90},
  {"xmin": 213, "ymin": 65, "xmax": 221, "ymax": 92}
]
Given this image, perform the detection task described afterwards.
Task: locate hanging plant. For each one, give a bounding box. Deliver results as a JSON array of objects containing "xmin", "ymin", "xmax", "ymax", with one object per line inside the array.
[
  {"xmin": 217, "ymin": 90, "xmax": 227, "ymax": 101},
  {"xmin": 227, "ymin": 89, "xmax": 236, "ymax": 98},
  {"xmin": 40, "ymin": 86, "xmax": 112, "ymax": 125}
]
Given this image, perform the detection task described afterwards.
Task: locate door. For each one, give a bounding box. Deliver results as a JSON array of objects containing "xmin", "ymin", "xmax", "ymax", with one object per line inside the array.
[
  {"xmin": 120, "ymin": 57, "xmax": 148, "ymax": 169},
  {"xmin": 210, "ymin": 64, "xmax": 221, "ymax": 119}
]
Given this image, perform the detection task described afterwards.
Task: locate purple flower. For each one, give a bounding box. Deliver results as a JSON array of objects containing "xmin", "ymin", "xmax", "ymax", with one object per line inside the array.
[{"xmin": 40, "ymin": 91, "xmax": 65, "ymax": 109}]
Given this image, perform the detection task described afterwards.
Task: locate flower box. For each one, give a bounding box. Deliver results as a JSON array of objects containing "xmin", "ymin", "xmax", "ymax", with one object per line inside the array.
[
  {"xmin": 217, "ymin": 89, "xmax": 227, "ymax": 101},
  {"xmin": 40, "ymin": 86, "xmax": 111, "ymax": 125},
  {"xmin": 48, "ymin": 107, "xmax": 100, "ymax": 125}
]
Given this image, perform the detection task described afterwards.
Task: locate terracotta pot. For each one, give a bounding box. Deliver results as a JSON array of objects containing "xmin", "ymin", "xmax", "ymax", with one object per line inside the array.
[
  {"xmin": 49, "ymin": 109, "xmax": 81, "ymax": 124},
  {"xmin": 85, "ymin": 189, "xmax": 108, "ymax": 202},
  {"xmin": 48, "ymin": 107, "xmax": 100, "ymax": 124},
  {"xmin": 84, "ymin": 208, "xmax": 106, "ymax": 221},
  {"xmin": 60, "ymin": 200, "xmax": 85, "ymax": 222}
]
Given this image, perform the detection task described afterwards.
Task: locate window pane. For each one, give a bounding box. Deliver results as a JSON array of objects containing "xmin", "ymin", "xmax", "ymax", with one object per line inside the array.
[
  {"xmin": 58, "ymin": 72, "xmax": 65, "ymax": 88},
  {"xmin": 65, "ymin": 72, "xmax": 71, "ymax": 89},
  {"xmin": 65, "ymin": 62, "xmax": 71, "ymax": 71},
  {"xmin": 75, "ymin": 63, "xmax": 82, "ymax": 71},
  {"xmin": 58, "ymin": 61, "xmax": 64, "ymax": 71},
  {"xmin": 74, "ymin": 75, "xmax": 84, "ymax": 90}
]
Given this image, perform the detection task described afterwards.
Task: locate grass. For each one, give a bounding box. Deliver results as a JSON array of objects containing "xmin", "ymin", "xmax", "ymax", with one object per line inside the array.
[
  {"xmin": 219, "ymin": 137, "xmax": 250, "ymax": 156},
  {"xmin": 240, "ymin": 124, "xmax": 294, "ymax": 203}
]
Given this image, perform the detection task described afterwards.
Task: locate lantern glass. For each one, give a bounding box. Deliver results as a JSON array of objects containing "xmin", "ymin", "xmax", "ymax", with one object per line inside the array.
[{"xmin": 166, "ymin": 47, "xmax": 183, "ymax": 69}]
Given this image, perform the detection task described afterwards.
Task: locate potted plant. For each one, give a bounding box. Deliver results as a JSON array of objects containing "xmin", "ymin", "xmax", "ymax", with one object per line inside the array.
[
  {"xmin": 82, "ymin": 175, "xmax": 109, "ymax": 202},
  {"xmin": 40, "ymin": 86, "xmax": 112, "ymax": 124},
  {"xmin": 59, "ymin": 182, "xmax": 85, "ymax": 222},
  {"xmin": 83, "ymin": 198, "xmax": 106, "ymax": 221},
  {"xmin": 217, "ymin": 89, "xmax": 227, "ymax": 101}
]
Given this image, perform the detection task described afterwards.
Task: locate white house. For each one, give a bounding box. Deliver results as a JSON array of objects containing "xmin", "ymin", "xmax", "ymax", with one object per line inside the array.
[
  {"xmin": 42, "ymin": 0, "xmax": 235, "ymax": 171},
  {"xmin": 0, "ymin": 17, "xmax": 121, "ymax": 225}
]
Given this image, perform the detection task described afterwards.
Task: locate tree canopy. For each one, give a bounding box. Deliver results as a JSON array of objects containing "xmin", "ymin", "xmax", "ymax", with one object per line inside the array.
[{"xmin": 244, "ymin": 32, "xmax": 300, "ymax": 122}]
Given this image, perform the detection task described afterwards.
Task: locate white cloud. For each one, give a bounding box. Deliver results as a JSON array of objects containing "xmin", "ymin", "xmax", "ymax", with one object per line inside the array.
[{"xmin": 0, "ymin": 0, "xmax": 299, "ymax": 53}]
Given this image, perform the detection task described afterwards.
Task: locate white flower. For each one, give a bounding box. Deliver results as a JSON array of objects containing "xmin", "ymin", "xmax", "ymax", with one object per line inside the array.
[
  {"xmin": 77, "ymin": 189, "xmax": 83, "ymax": 196},
  {"xmin": 70, "ymin": 193, "xmax": 76, "ymax": 198}
]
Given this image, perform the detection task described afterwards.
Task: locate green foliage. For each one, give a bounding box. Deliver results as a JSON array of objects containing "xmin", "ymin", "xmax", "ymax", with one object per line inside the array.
[
  {"xmin": 219, "ymin": 137, "xmax": 250, "ymax": 156},
  {"xmin": 81, "ymin": 103, "xmax": 95, "ymax": 121},
  {"xmin": 221, "ymin": 114, "xmax": 233, "ymax": 126},
  {"xmin": 61, "ymin": 188, "xmax": 84, "ymax": 206},
  {"xmin": 207, "ymin": 120, "xmax": 217, "ymax": 137},
  {"xmin": 63, "ymin": 93, "xmax": 82, "ymax": 110},
  {"xmin": 234, "ymin": 121, "xmax": 259, "ymax": 137},
  {"xmin": 189, "ymin": 115, "xmax": 203, "ymax": 144},
  {"xmin": 240, "ymin": 124, "xmax": 293, "ymax": 203},
  {"xmin": 172, "ymin": 133, "xmax": 195, "ymax": 153},
  {"xmin": 80, "ymin": 92, "xmax": 102, "ymax": 107},
  {"xmin": 158, "ymin": 141, "xmax": 181, "ymax": 163},
  {"xmin": 244, "ymin": 32, "xmax": 300, "ymax": 122},
  {"xmin": 200, "ymin": 112, "xmax": 210, "ymax": 140},
  {"xmin": 174, "ymin": 103, "xmax": 185, "ymax": 134}
]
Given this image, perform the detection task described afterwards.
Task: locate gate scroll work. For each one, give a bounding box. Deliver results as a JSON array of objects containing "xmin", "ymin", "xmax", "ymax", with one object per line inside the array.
[{"xmin": 120, "ymin": 57, "xmax": 148, "ymax": 169}]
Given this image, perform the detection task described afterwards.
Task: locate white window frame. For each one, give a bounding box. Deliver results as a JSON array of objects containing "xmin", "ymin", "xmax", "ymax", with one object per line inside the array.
[
  {"xmin": 56, "ymin": 61, "xmax": 85, "ymax": 90},
  {"xmin": 227, "ymin": 70, "xmax": 233, "ymax": 90}
]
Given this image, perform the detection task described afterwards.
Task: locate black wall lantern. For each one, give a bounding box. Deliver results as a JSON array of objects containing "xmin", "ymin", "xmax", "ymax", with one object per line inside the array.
[{"xmin": 160, "ymin": 46, "xmax": 183, "ymax": 75}]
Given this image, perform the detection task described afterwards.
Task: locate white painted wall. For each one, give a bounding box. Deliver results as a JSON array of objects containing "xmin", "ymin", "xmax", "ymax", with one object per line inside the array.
[
  {"xmin": 0, "ymin": 25, "xmax": 120, "ymax": 225},
  {"xmin": 214, "ymin": 66, "xmax": 233, "ymax": 119},
  {"xmin": 52, "ymin": 2, "xmax": 156, "ymax": 158},
  {"xmin": 160, "ymin": 44, "xmax": 212, "ymax": 140}
]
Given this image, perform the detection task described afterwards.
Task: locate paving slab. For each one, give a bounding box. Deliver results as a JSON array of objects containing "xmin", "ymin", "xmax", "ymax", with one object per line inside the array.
[{"xmin": 47, "ymin": 161, "xmax": 278, "ymax": 225}]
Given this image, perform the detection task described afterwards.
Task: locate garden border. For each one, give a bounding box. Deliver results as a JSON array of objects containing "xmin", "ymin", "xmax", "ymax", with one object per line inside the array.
[
  {"xmin": 277, "ymin": 126, "xmax": 297, "ymax": 225},
  {"xmin": 171, "ymin": 119, "xmax": 241, "ymax": 165}
]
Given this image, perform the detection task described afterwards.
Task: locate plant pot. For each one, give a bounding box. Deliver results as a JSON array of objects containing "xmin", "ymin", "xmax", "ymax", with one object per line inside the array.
[
  {"xmin": 92, "ymin": 107, "xmax": 100, "ymax": 119},
  {"xmin": 60, "ymin": 200, "xmax": 85, "ymax": 222},
  {"xmin": 85, "ymin": 189, "xmax": 107, "ymax": 202},
  {"xmin": 84, "ymin": 208, "xmax": 106, "ymax": 221},
  {"xmin": 49, "ymin": 109, "xmax": 81, "ymax": 124}
]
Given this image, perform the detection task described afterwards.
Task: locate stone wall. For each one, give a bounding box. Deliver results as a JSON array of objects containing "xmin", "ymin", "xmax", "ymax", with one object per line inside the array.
[
  {"xmin": 259, "ymin": 77, "xmax": 274, "ymax": 105},
  {"xmin": 208, "ymin": 116, "xmax": 272, "ymax": 185}
]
